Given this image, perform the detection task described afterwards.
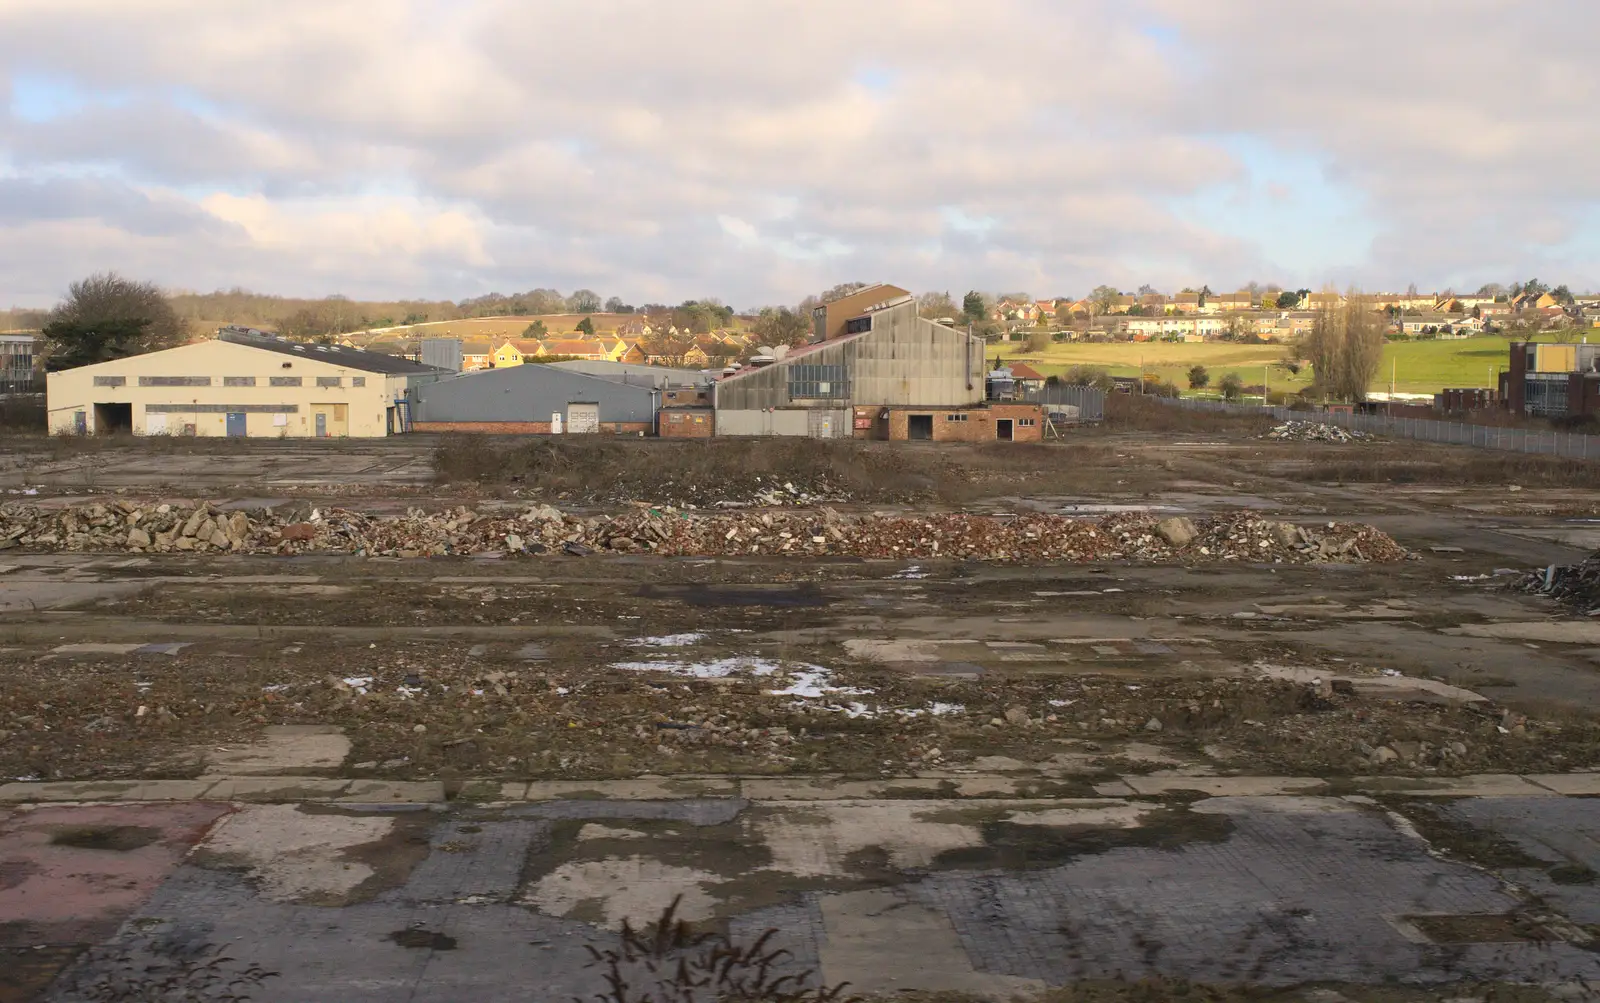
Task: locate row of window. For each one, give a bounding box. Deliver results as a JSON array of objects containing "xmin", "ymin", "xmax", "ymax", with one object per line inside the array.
[
  {"xmin": 93, "ymin": 375, "xmax": 367, "ymax": 388},
  {"xmin": 788, "ymin": 363, "xmax": 847, "ymax": 400}
]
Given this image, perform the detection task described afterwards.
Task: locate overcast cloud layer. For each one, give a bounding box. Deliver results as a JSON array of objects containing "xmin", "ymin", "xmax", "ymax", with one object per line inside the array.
[{"xmin": 2, "ymin": 0, "xmax": 1597, "ymax": 308}]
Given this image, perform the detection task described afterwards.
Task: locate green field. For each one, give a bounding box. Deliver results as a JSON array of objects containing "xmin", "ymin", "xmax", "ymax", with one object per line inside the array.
[{"xmin": 992, "ymin": 336, "xmax": 1513, "ymax": 395}]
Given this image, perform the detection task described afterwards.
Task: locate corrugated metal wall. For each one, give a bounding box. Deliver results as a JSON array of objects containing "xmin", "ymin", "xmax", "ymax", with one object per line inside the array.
[
  {"xmin": 714, "ymin": 301, "xmax": 984, "ymax": 411},
  {"xmin": 413, "ymin": 365, "xmax": 656, "ymax": 423},
  {"xmin": 715, "ymin": 409, "xmax": 849, "ymax": 437}
]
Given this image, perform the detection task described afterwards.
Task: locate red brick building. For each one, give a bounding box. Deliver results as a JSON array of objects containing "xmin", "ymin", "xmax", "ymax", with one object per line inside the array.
[{"xmin": 852, "ymin": 403, "xmax": 1044, "ymax": 442}]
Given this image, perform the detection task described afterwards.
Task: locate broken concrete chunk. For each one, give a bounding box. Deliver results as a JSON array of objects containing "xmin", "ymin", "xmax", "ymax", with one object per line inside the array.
[{"xmin": 1155, "ymin": 516, "xmax": 1197, "ymax": 549}]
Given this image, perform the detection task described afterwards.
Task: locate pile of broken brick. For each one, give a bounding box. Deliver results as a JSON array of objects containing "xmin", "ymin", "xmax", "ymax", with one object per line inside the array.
[
  {"xmin": 0, "ymin": 498, "xmax": 1410, "ymax": 564},
  {"xmin": 1263, "ymin": 421, "xmax": 1372, "ymax": 443}
]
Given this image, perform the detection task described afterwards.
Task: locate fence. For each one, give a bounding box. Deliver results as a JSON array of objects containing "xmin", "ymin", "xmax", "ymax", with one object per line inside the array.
[
  {"xmin": 1033, "ymin": 384, "xmax": 1106, "ymax": 421},
  {"xmin": 1156, "ymin": 395, "xmax": 1600, "ymax": 461}
]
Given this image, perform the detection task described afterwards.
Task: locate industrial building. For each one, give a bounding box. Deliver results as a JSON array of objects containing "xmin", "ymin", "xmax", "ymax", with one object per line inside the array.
[
  {"xmin": 45, "ymin": 327, "xmax": 446, "ymax": 437},
  {"xmin": 545, "ymin": 360, "xmax": 713, "ymax": 389},
  {"xmin": 1505, "ymin": 341, "xmax": 1600, "ymax": 418},
  {"xmin": 410, "ymin": 363, "xmax": 659, "ymax": 434},
  {"xmin": 715, "ymin": 290, "xmax": 997, "ymax": 438}
]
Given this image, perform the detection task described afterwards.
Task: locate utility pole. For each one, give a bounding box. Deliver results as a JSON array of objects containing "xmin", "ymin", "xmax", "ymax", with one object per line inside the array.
[{"xmin": 1391, "ymin": 357, "xmax": 1397, "ymax": 398}]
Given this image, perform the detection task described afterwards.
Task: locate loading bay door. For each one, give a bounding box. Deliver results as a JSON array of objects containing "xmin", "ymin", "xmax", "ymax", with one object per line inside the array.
[{"xmin": 566, "ymin": 403, "xmax": 599, "ymax": 433}]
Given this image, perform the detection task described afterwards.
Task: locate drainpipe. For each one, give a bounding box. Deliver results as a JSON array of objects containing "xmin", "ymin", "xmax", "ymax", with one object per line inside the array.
[{"xmin": 966, "ymin": 324, "xmax": 974, "ymax": 391}]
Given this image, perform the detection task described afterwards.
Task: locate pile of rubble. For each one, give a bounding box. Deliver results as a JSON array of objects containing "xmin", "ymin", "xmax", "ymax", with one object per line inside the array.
[
  {"xmin": 1263, "ymin": 421, "xmax": 1372, "ymax": 443},
  {"xmin": 1521, "ymin": 552, "xmax": 1600, "ymax": 612},
  {"xmin": 0, "ymin": 498, "xmax": 1411, "ymax": 564}
]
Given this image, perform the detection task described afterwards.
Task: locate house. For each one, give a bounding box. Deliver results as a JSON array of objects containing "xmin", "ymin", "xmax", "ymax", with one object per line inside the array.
[
  {"xmin": 45, "ymin": 327, "xmax": 446, "ymax": 437},
  {"xmin": 615, "ymin": 338, "xmax": 648, "ymax": 364},
  {"xmin": 1171, "ymin": 292, "xmax": 1202, "ymax": 314},
  {"xmin": 460, "ymin": 340, "xmax": 493, "ymax": 371},
  {"xmin": 683, "ymin": 345, "xmax": 710, "ymax": 367},
  {"xmin": 993, "ymin": 300, "xmax": 1041, "ymax": 325},
  {"xmin": 1306, "ymin": 293, "xmax": 1343, "ymax": 311},
  {"xmin": 1213, "ymin": 292, "xmax": 1254, "ymax": 312},
  {"xmin": 1126, "ymin": 316, "xmax": 1224, "ymax": 340},
  {"xmin": 490, "ymin": 340, "xmax": 525, "ymax": 368},
  {"xmin": 1479, "ymin": 301, "xmax": 1514, "ymax": 318},
  {"xmin": 1035, "ymin": 300, "xmax": 1058, "ymax": 321},
  {"xmin": 1005, "ymin": 362, "xmax": 1047, "ymax": 396},
  {"xmin": 539, "ymin": 339, "xmax": 611, "ymax": 361}
]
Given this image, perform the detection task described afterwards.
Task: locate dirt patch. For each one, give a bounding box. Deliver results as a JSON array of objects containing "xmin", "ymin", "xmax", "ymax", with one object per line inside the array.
[
  {"xmin": 1388, "ymin": 801, "xmax": 1548, "ymax": 870},
  {"xmin": 0, "ymin": 946, "xmax": 84, "ymax": 1003},
  {"xmin": 49, "ymin": 825, "xmax": 161, "ymax": 852}
]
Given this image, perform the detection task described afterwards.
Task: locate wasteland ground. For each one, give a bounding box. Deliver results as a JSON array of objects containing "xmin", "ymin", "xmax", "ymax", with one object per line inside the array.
[{"xmin": 5, "ymin": 418, "xmax": 1600, "ymax": 1001}]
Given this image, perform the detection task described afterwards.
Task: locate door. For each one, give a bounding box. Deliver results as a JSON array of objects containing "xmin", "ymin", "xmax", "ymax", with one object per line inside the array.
[
  {"xmin": 996, "ymin": 419, "xmax": 1014, "ymax": 441},
  {"xmin": 566, "ymin": 403, "xmax": 599, "ymax": 433},
  {"xmin": 146, "ymin": 413, "xmax": 168, "ymax": 436},
  {"xmin": 907, "ymin": 414, "xmax": 933, "ymax": 440},
  {"xmin": 226, "ymin": 412, "xmax": 248, "ymax": 437},
  {"xmin": 315, "ymin": 412, "xmax": 327, "ymax": 437}
]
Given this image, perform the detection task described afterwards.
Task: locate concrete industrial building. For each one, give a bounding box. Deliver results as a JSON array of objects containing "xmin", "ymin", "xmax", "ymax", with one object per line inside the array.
[
  {"xmin": 1505, "ymin": 341, "xmax": 1600, "ymax": 418},
  {"xmin": 715, "ymin": 292, "xmax": 996, "ymax": 438},
  {"xmin": 410, "ymin": 363, "xmax": 659, "ymax": 434},
  {"xmin": 46, "ymin": 328, "xmax": 446, "ymax": 437},
  {"xmin": 545, "ymin": 360, "xmax": 714, "ymax": 389}
]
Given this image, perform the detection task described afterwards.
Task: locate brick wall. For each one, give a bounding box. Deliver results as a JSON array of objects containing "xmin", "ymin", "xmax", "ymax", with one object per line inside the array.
[
  {"xmin": 660, "ymin": 410, "xmax": 714, "ymax": 437},
  {"xmin": 882, "ymin": 404, "xmax": 1045, "ymax": 442},
  {"xmin": 662, "ymin": 388, "xmax": 710, "ymax": 407}
]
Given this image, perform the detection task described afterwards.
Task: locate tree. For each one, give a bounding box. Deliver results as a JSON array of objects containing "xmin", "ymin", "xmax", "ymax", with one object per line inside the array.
[
  {"xmin": 1089, "ymin": 285, "xmax": 1121, "ymax": 316},
  {"xmin": 1137, "ymin": 284, "xmax": 1159, "ymax": 297},
  {"xmin": 1025, "ymin": 328, "xmax": 1051, "ymax": 352},
  {"xmin": 41, "ymin": 272, "xmax": 184, "ymax": 370},
  {"xmin": 1299, "ymin": 289, "xmax": 1385, "ymax": 401},
  {"xmin": 1476, "ymin": 282, "xmax": 1507, "ymax": 298},
  {"xmin": 641, "ymin": 330, "xmax": 695, "ymax": 367},
  {"xmin": 917, "ymin": 291, "xmax": 960, "ymax": 321},
  {"xmin": 752, "ymin": 306, "xmax": 810, "ymax": 347},
  {"xmin": 821, "ymin": 282, "xmax": 870, "ymax": 303},
  {"xmin": 567, "ymin": 289, "xmax": 602, "ymax": 313},
  {"xmin": 1511, "ymin": 278, "xmax": 1548, "ymax": 299},
  {"xmin": 576, "ymin": 316, "xmax": 596, "ymax": 336},
  {"xmin": 1553, "ymin": 284, "xmax": 1575, "ymax": 305},
  {"xmin": 523, "ymin": 320, "xmax": 548, "ymax": 338},
  {"xmin": 1276, "ymin": 290, "xmax": 1302, "ymax": 310},
  {"xmin": 962, "ymin": 291, "xmax": 988, "ymax": 323},
  {"xmin": 1187, "ymin": 365, "xmax": 1210, "ymax": 389},
  {"xmin": 604, "ymin": 296, "xmax": 633, "ymax": 314},
  {"xmin": 1218, "ymin": 372, "xmax": 1244, "ymax": 400}
]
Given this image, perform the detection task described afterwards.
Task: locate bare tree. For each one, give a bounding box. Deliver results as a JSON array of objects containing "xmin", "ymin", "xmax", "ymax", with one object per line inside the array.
[{"xmin": 1300, "ymin": 289, "xmax": 1384, "ymax": 401}]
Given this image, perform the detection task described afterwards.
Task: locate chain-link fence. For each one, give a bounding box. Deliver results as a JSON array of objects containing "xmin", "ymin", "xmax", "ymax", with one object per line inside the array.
[{"xmin": 1156, "ymin": 395, "xmax": 1600, "ymax": 460}]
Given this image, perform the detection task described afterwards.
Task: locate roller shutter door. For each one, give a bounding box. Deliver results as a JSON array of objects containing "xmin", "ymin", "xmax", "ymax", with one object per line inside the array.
[{"xmin": 566, "ymin": 403, "xmax": 600, "ymax": 433}]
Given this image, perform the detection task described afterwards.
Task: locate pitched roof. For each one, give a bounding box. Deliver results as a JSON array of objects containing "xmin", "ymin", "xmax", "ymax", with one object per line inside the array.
[
  {"xmin": 541, "ymin": 339, "xmax": 605, "ymax": 356},
  {"xmin": 1007, "ymin": 362, "xmax": 1045, "ymax": 380},
  {"xmin": 217, "ymin": 327, "xmax": 445, "ymax": 375}
]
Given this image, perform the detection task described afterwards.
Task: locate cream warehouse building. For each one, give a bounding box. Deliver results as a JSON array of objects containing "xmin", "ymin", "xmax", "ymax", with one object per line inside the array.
[{"xmin": 46, "ymin": 328, "xmax": 446, "ymax": 437}]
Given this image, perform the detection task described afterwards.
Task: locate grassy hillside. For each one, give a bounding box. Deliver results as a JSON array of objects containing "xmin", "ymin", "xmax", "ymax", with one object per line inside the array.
[{"xmin": 993, "ymin": 335, "xmax": 1514, "ymax": 395}]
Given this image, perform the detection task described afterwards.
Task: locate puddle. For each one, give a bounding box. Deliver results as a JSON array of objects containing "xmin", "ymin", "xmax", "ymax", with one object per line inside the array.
[
  {"xmin": 50, "ymin": 825, "xmax": 160, "ymax": 852},
  {"xmin": 388, "ymin": 929, "xmax": 458, "ymax": 950}
]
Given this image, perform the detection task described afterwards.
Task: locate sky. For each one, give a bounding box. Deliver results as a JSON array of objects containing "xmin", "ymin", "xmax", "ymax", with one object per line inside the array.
[{"xmin": 2, "ymin": 0, "xmax": 1597, "ymax": 310}]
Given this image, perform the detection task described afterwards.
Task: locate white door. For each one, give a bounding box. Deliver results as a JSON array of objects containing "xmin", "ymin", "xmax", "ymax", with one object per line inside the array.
[
  {"xmin": 566, "ymin": 403, "xmax": 599, "ymax": 433},
  {"xmin": 145, "ymin": 413, "xmax": 167, "ymax": 435}
]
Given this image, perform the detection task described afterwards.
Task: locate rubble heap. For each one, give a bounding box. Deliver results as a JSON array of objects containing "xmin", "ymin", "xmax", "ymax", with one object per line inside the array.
[
  {"xmin": 1264, "ymin": 421, "xmax": 1372, "ymax": 443},
  {"xmin": 0, "ymin": 499, "xmax": 1410, "ymax": 564},
  {"xmin": 1521, "ymin": 552, "xmax": 1600, "ymax": 612}
]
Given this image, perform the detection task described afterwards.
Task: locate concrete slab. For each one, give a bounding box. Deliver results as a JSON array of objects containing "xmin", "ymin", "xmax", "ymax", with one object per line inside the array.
[
  {"xmin": 1357, "ymin": 774, "xmax": 1558, "ymax": 797},
  {"xmin": 0, "ymin": 802, "xmax": 228, "ymax": 947},
  {"xmin": 1450, "ymin": 621, "xmax": 1600, "ymax": 644},
  {"xmin": 523, "ymin": 777, "xmax": 737, "ymax": 801},
  {"xmin": 48, "ymin": 642, "xmax": 145, "ymax": 655},
  {"xmin": 1122, "ymin": 776, "xmax": 1330, "ymax": 797},
  {"xmin": 742, "ymin": 777, "xmax": 954, "ymax": 800},
  {"xmin": 1527, "ymin": 773, "xmax": 1600, "ymax": 796},
  {"xmin": 197, "ymin": 803, "xmax": 397, "ymax": 904},
  {"xmin": 203, "ymin": 725, "xmax": 351, "ymax": 776},
  {"xmin": 204, "ymin": 777, "xmax": 353, "ymax": 801},
  {"xmin": 338, "ymin": 781, "xmax": 445, "ymax": 803},
  {"xmin": 818, "ymin": 887, "xmax": 1046, "ymax": 996},
  {"xmin": 0, "ymin": 779, "xmax": 216, "ymax": 803}
]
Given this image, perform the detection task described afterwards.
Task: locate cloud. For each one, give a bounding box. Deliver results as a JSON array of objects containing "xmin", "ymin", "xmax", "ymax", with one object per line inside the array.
[{"xmin": 0, "ymin": 0, "xmax": 1597, "ymax": 307}]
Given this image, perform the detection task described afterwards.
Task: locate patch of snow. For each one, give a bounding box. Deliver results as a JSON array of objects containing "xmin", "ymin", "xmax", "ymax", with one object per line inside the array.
[
  {"xmin": 630, "ymin": 633, "xmax": 707, "ymax": 648},
  {"xmin": 341, "ymin": 676, "xmax": 373, "ymax": 694},
  {"xmin": 889, "ymin": 566, "xmax": 930, "ymax": 580},
  {"xmin": 614, "ymin": 656, "xmax": 867, "ymax": 700},
  {"xmin": 396, "ymin": 685, "xmax": 423, "ymax": 699}
]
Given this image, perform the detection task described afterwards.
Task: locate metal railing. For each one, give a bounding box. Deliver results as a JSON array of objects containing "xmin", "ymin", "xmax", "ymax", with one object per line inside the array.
[{"xmin": 1155, "ymin": 395, "xmax": 1600, "ymax": 460}]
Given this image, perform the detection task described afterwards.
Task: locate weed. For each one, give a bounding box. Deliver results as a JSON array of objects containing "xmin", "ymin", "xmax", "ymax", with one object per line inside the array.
[
  {"xmin": 578, "ymin": 896, "xmax": 857, "ymax": 1003},
  {"xmin": 68, "ymin": 940, "xmax": 277, "ymax": 1002}
]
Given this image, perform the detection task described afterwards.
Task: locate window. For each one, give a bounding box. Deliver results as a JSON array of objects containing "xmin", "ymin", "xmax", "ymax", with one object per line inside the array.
[
  {"xmin": 351, "ymin": 376, "xmax": 366, "ymax": 387},
  {"xmin": 944, "ymin": 413, "xmax": 969, "ymax": 422},
  {"xmin": 93, "ymin": 375, "xmax": 127, "ymax": 387},
  {"xmin": 844, "ymin": 316, "xmax": 872, "ymax": 335},
  {"xmin": 787, "ymin": 363, "xmax": 847, "ymax": 400},
  {"xmin": 270, "ymin": 376, "xmax": 302, "ymax": 387},
  {"xmin": 316, "ymin": 376, "xmax": 342, "ymax": 388},
  {"xmin": 1018, "ymin": 418, "xmax": 1036, "ymax": 426},
  {"xmin": 223, "ymin": 377, "xmax": 256, "ymax": 387},
  {"xmin": 139, "ymin": 376, "xmax": 210, "ymax": 387}
]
